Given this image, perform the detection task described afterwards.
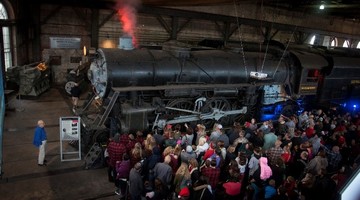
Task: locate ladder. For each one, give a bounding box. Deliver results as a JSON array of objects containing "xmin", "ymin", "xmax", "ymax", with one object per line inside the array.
[
  {"xmin": 84, "ymin": 142, "xmax": 102, "ymax": 169},
  {"xmin": 93, "ymin": 90, "xmax": 120, "ymax": 127}
]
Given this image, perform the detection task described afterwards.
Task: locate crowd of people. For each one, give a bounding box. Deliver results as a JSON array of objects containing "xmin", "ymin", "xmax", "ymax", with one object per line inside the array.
[{"xmin": 105, "ymin": 107, "xmax": 360, "ymax": 200}]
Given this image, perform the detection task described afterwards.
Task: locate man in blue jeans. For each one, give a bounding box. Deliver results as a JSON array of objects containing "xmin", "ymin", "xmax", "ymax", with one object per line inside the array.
[{"xmin": 33, "ymin": 120, "xmax": 47, "ymax": 166}]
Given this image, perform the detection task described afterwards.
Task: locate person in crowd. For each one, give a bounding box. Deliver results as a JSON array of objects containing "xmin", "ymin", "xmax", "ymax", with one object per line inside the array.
[
  {"xmin": 289, "ymin": 150, "xmax": 309, "ymax": 180},
  {"xmin": 235, "ymin": 151, "xmax": 248, "ymax": 177},
  {"xmin": 225, "ymin": 145, "xmax": 237, "ymax": 168},
  {"xmin": 189, "ymin": 158, "xmax": 200, "ymax": 185},
  {"xmin": 203, "ymin": 142, "xmax": 216, "ymax": 162},
  {"xmin": 135, "ymin": 131, "xmax": 144, "ymax": 146},
  {"xmin": 312, "ymin": 168, "xmax": 337, "ymax": 199},
  {"xmin": 290, "ymin": 130, "xmax": 303, "ymax": 151},
  {"xmin": 264, "ymin": 179, "xmax": 277, "ymax": 200},
  {"xmin": 298, "ymin": 111, "xmax": 309, "ymax": 130},
  {"xmin": 144, "ymin": 134, "xmax": 156, "ymax": 156},
  {"xmin": 144, "ymin": 146, "xmax": 162, "ymax": 183},
  {"xmin": 195, "ymin": 124, "xmax": 207, "ymax": 145},
  {"xmin": 145, "ymin": 178, "xmax": 169, "ymax": 200},
  {"xmin": 282, "ymin": 176, "xmax": 298, "ymax": 199},
  {"xmin": 298, "ymin": 172, "xmax": 316, "ymax": 200},
  {"xmin": 182, "ymin": 123, "xmax": 194, "ymax": 147},
  {"xmin": 107, "ymin": 133, "xmax": 127, "ymax": 182},
  {"xmin": 210, "ymin": 147, "xmax": 223, "ymax": 168},
  {"xmin": 164, "ymin": 131, "xmax": 177, "ymax": 148},
  {"xmin": 281, "ymin": 144, "xmax": 291, "ymax": 165},
  {"xmin": 270, "ymin": 157, "xmax": 286, "ymax": 188},
  {"xmin": 233, "ymin": 129, "xmax": 248, "ymax": 150},
  {"xmin": 130, "ymin": 142, "xmax": 144, "ymax": 168},
  {"xmin": 127, "ymin": 134, "xmax": 137, "ymax": 153},
  {"xmin": 266, "ymin": 139, "xmax": 284, "ymax": 166},
  {"xmin": 247, "ymin": 118, "xmax": 258, "ymax": 131},
  {"xmin": 217, "ymin": 140, "xmax": 227, "ymax": 160},
  {"xmin": 162, "ymin": 146, "xmax": 173, "ymax": 159},
  {"xmin": 33, "ymin": 120, "xmax": 47, "ymax": 166},
  {"xmin": 227, "ymin": 160, "xmax": 240, "ymax": 180},
  {"xmin": 115, "ymin": 153, "xmax": 131, "ymax": 198},
  {"xmin": 173, "ymin": 124, "xmax": 182, "ymax": 140},
  {"xmin": 277, "ymin": 115, "xmax": 288, "ymax": 136},
  {"xmin": 306, "ymin": 149, "xmax": 328, "ymax": 176},
  {"xmin": 262, "ymin": 127, "xmax": 278, "ymax": 151},
  {"xmin": 249, "ymin": 129, "xmax": 265, "ymax": 148},
  {"xmin": 153, "ymin": 155, "xmax": 173, "ymax": 190},
  {"xmin": 227, "ymin": 122, "xmax": 242, "ymax": 145},
  {"xmin": 309, "ymin": 132, "xmax": 322, "ymax": 157},
  {"xmin": 181, "ymin": 145, "xmax": 197, "ymax": 164},
  {"xmin": 258, "ymin": 120, "xmax": 271, "ymax": 134},
  {"xmin": 174, "ymin": 162, "xmax": 191, "ymax": 195},
  {"xmin": 248, "ymin": 147, "xmax": 262, "ymax": 177},
  {"xmin": 201, "ymin": 159, "xmax": 220, "ymax": 191},
  {"xmin": 169, "ymin": 144, "xmax": 181, "ymax": 175},
  {"xmin": 191, "ymin": 176, "xmax": 214, "ymax": 200},
  {"xmin": 285, "ymin": 115, "xmax": 297, "ymax": 137},
  {"xmin": 194, "ymin": 136, "xmax": 209, "ymax": 158},
  {"xmin": 129, "ymin": 162, "xmax": 144, "ymax": 200},
  {"xmin": 222, "ymin": 176, "xmax": 242, "ymax": 198},
  {"xmin": 153, "ymin": 130, "xmax": 165, "ymax": 150},
  {"xmin": 218, "ymin": 129, "xmax": 230, "ymax": 148},
  {"xmin": 323, "ymin": 145, "xmax": 343, "ymax": 173},
  {"xmin": 210, "ymin": 124, "xmax": 223, "ymax": 142},
  {"xmin": 250, "ymin": 157, "xmax": 272, "ymax": 200}
]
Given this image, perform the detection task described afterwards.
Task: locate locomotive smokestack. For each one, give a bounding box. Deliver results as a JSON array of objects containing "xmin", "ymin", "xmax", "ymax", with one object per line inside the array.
[{"xmin": 119, "ymin": 36, "xmax": 134, "ymax": 50}]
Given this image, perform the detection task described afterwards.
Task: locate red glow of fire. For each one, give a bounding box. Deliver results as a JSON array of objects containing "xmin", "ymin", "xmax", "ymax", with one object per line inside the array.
[{"xmin": 117, "ymin": 7, "xmax": 138, "ymax": 48}]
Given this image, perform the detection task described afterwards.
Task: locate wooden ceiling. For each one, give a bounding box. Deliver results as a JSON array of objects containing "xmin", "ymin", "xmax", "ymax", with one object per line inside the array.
[{"xmin": 40, "ymin": 0, "xmax": 360, "ymax": 20}]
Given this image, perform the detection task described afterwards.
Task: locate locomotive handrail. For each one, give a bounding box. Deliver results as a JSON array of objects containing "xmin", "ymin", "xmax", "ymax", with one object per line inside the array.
[{"xmin": 111, "ymin": 82, "xmax": 276, "ymax": 92}]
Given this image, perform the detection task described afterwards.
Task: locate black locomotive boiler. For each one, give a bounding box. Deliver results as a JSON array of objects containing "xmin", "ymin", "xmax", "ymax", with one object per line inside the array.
[{"xmin": 81, "ymin": 42, "xmax": 360, "ymax": 143}]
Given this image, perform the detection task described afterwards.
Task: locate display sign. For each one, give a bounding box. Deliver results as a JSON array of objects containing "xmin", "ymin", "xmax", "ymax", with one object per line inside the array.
[
  {"xmin": 61, "ymin": 117, "xmax": 80, "ymax": 140},
  {"xmin": 50, "ymin": 37, "xmax": 81, "ymax": 49},
  {"xmin": 60, "ymin": 116, "xmax": 81, "ymax": 161}
]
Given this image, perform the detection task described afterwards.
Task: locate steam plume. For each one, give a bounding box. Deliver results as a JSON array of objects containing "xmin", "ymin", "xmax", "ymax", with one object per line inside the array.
[{"xmin": 116, "ymin": 0, "xmax": 140, "ymax": 48}]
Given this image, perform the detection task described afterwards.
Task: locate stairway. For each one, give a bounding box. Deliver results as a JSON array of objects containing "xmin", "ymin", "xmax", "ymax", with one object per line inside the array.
[
  {"xmin": 84, "ymin": 142, "xmax": 103, "ymax": 169},
  {"xmin": 93, "ymin": 90, "xmax": 120, "ymax": 127}
]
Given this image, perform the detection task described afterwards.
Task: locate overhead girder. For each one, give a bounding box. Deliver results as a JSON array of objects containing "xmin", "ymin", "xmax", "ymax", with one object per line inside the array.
[{"xmin": 38, "ymin": 0, "xmax": 360, "ymax": 41}]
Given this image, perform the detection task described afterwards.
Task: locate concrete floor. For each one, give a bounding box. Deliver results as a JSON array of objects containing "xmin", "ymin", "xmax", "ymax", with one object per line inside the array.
[{"xmin": 0, "ymin": 87, "xmax": 117, "ymax": 200}]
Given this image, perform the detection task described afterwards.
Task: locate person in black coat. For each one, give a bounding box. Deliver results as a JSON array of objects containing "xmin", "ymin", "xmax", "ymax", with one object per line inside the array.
[
  {"xmin": 191, "ymin": 176, "xmax": 214, "ymax": 200},
  {"xmin": 70, "ymin": 82, "xmax": 81, "ymax": 110}
]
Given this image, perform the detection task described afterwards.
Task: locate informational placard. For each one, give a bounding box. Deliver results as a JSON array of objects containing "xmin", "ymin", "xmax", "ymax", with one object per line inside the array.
[
  {"xmin": 50, "ymin": 37, "xmax": 81, "ymax": 49},
  {"xmin": 60, "ymin": 116, "xmax": 81, "ymax": 161},
  {"xmin": 61, "ymin": 117, "xmax": 80, "ymax": 140}
]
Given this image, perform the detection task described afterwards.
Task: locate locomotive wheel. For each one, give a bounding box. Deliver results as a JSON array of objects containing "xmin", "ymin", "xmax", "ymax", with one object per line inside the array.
[
  {"xmin": 166, "ymin": 99, "xmax": 195, "ymax": 118},
  {"xmin": 200, "ymin": 98, "xmax": 231, "ymax": 128},
  {"xmin": 92, "ymin": 129, "xmax": 110, "ymax": 147}
]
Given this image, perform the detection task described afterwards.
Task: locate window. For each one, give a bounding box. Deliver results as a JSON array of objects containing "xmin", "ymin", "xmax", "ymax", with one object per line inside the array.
[
  {"xmin": 330, "ymin": 38, "xmax": 337, "ymax": 47},
  {"xmin": 343, "ymin": 40, "xmax": 349, "ymax": 48},
  {"xmin": 357, "ymin": 42, "xmax": 360, "ymax": 49},
  {"xmin": 309, "ymin": 35, "xmax": 316, "ymax": 45},
  {"xmin": 0, "ymin": 3, "xmax": 12, "ymax": 70}
]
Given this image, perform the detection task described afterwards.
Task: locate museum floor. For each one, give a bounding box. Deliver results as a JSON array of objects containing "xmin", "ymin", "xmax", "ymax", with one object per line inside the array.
[{"xmin": 0, "ymin": 87, "xmax": 117, "ymax": 200}]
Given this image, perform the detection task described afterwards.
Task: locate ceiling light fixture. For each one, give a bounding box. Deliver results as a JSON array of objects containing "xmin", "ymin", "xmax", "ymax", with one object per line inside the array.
[{"xmin": 319, "ymin": 4, "xmax": 325, "ymax": 10}]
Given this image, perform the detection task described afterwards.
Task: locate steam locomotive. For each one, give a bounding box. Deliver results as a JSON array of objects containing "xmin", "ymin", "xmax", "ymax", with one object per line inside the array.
[{"xmin": 81, "ymin": 41, "xmax": 360, "ymax": 144}]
